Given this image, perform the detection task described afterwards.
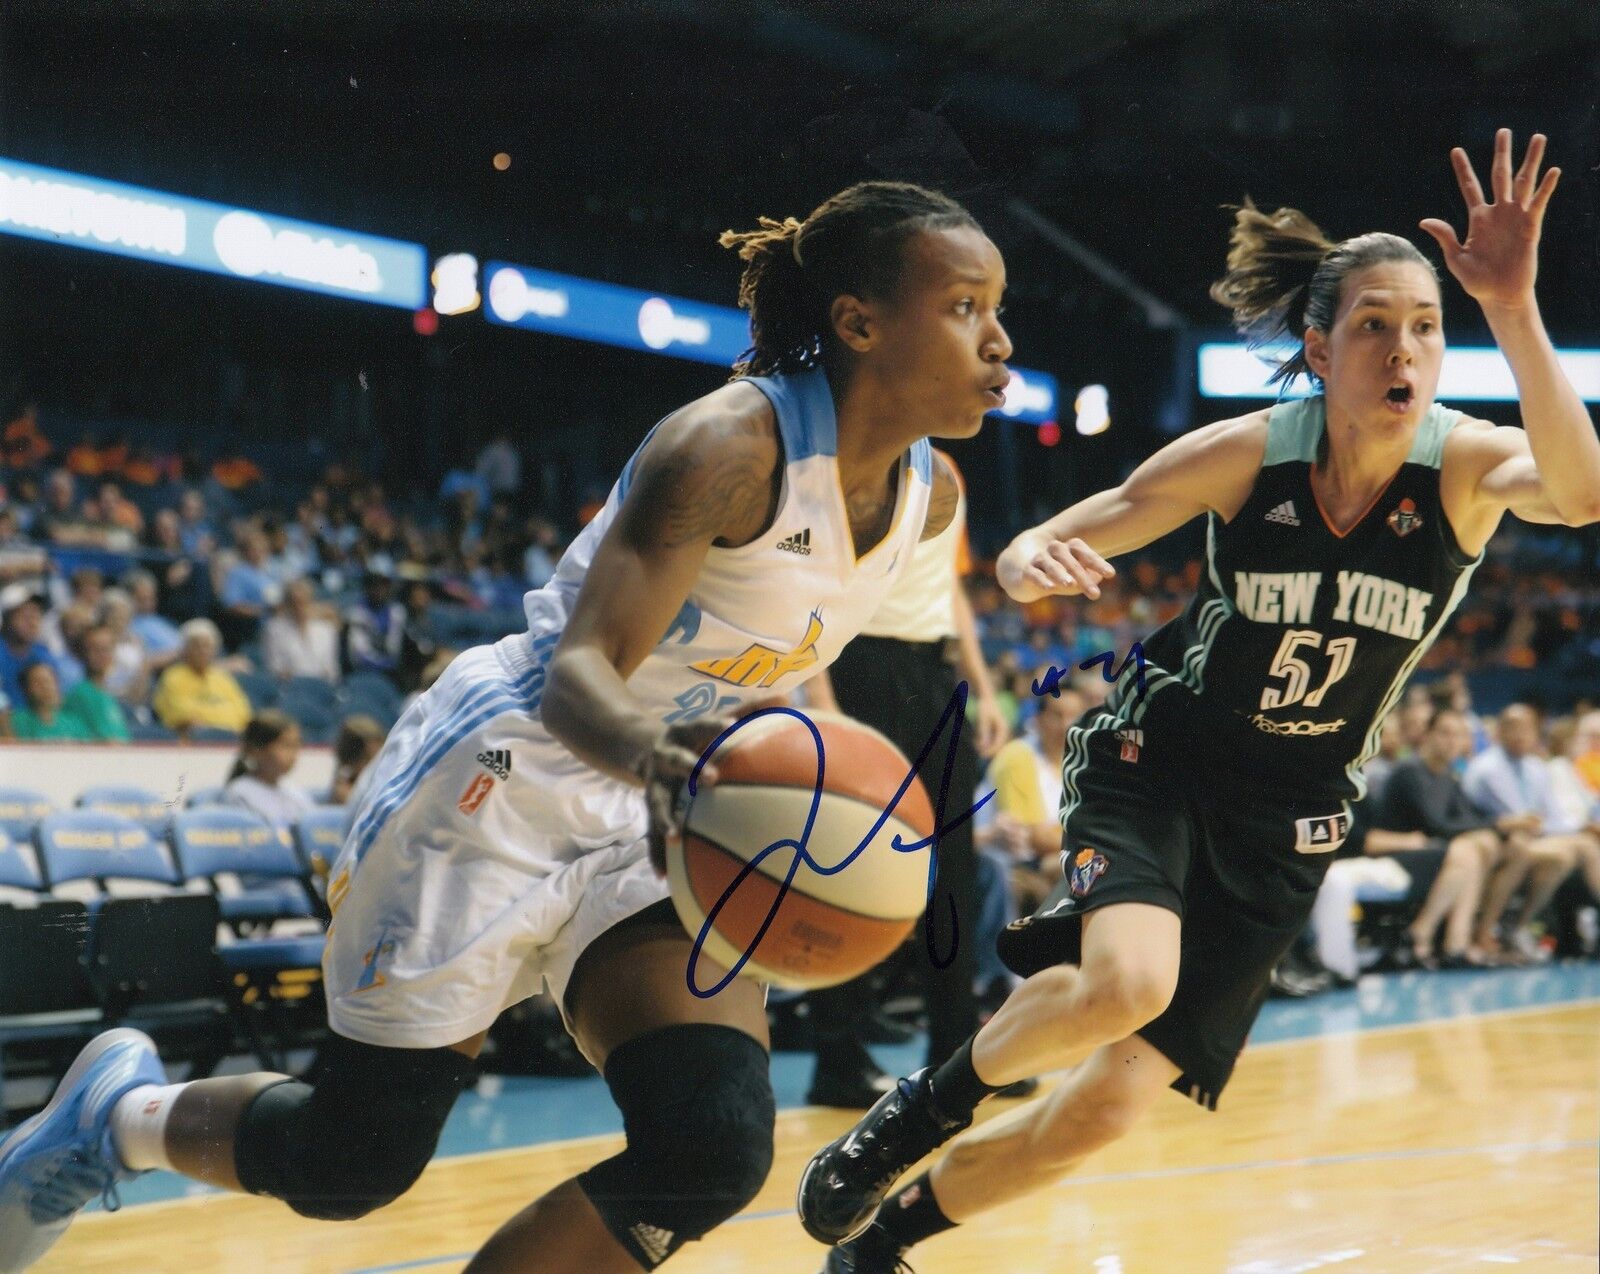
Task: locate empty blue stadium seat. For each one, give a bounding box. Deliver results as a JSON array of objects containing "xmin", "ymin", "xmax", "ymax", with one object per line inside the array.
[
  {"xmin": 0, "ymin": 788, "xmax": 57, "ymax": 843},
  {"xmin": 337, "ymin": 671, "xmax": 402, "ymax": 729},
  {"xmin": 0, "ymin": 830, "xmax": 43, "ymax": 894},
  {"xmin": 279, "ymin": 676, "xmax": 338, "ymax": 743},
  {"xmin": 77, "ymin": 785, "xmax": 174, "ymax": 834},
  {"xmin": 170, "ymin": 807, "xmax": 317, "ymax": 926},
  {"xmin": 188, "ymin": 726, "xmax": 242, "ymax": 743},
  {"xmin": 294, "ymin": 806, "xmax": 348, "ymax": 876},
  {"xmin": 35, "ymin": 811, "xmax": 179, "ymax": 890},
  {"xmin": 234, "ymin": 669, "xmax": 279, "ymax": 710},
  {"xmin": 128, "ymin": 719, "xmax": 181, "ymax": 742}
]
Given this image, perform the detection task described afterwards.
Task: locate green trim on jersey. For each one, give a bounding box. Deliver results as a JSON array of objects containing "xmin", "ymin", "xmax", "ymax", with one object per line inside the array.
[
  {"xmin": 1343, "ymin": 554, "xmax": 1482, "ymax": 800},
  {"xmin": 1264, "ymin": 396, "xmax": 1467, "ymax": 470}
]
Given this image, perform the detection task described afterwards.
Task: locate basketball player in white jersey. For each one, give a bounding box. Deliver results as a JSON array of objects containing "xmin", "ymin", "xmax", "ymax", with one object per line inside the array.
[
  {"xmin": 0, "ymin": 182, "xmax": 1012, "ymax": 1273},
  {"xmin": 801, "ymin": 131, "xmax": 1600, "ymax": 1271}
]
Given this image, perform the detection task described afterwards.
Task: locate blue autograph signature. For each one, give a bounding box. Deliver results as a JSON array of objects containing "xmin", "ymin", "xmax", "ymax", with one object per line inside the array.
[
  {"xmin": 1032, "ymin": 640, "xmax": 1148, "ymax": 703},
  {"xmin": 683, "ymin": 683, "xmax": 989, "ymax": 997},
  {"xmin": 683, "ymin": 641, "xmax": 1148, "ymax": 997}
]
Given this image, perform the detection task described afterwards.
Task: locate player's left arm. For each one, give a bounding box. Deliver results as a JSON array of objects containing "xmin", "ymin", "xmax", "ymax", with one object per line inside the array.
[
  {"xmin": 1420, "ymin": 128, "xmax": 1600, "ymax": 528},
  {"xmin": 1458, "ymin": 423, "xmax": 1600, "ymax": 527}
]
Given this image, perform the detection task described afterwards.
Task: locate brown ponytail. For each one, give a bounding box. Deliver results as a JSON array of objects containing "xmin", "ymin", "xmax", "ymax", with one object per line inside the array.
[{"xmin": 1210, "ymin": 198, "xmax": 1434, "ymax": 388}]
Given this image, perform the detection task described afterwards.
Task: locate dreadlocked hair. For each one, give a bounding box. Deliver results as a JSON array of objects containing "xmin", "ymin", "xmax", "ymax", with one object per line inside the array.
[
  {"xmin": 1209, "ymin": 198, "xmax": 1434, "ymax": 388},
  {"xmin": 719, "ymin": 181, "xmax": 978, "ymax": 378}
]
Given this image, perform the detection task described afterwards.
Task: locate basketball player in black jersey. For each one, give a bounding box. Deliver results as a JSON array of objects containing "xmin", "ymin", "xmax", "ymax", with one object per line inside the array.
[{"xmin": 800, "ymin": 129, "xmax": 1600, "ymax": 1270}]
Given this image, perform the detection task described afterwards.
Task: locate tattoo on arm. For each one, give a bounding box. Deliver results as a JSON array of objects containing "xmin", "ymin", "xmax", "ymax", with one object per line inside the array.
[
  {"xmin": 922, "ymin": 453, "xmax": 960, "ymax": 541},
  {"xmin": 620, "ymin": 423, "xmax": 778, "ymax": 550}
]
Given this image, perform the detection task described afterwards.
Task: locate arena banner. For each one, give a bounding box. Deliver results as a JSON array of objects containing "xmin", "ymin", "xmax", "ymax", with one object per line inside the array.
[
  {"xmin": 0, "ymin": 155, "xmax": 427, "ymax": 309},
  {"xmin": 1198, "ymin": 339, "xmax": 1600, "ymax": 402},
  {"xmin": 484, "ymin": 258, "xmax": 1061, "ymax": 424}
]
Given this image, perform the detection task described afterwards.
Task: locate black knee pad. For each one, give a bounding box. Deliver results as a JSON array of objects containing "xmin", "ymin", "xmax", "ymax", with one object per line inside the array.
[
  {"xmin": 579, "ymin": 1024, "xmax": 775, "ymax": 1268},
  {"xmin": 235, "ymin": 1034, "xmax": 477, "ymax": 1221}
]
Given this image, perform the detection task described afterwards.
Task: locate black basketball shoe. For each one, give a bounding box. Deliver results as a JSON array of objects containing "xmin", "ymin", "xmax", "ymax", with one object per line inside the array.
[
  {"xmin": 797, "ymin": 1068, "xmax": 970, "ymax": 1246},
  {"xmin": 820, "ymin": 1224, "xmax": 914, "ymax": 1273}
]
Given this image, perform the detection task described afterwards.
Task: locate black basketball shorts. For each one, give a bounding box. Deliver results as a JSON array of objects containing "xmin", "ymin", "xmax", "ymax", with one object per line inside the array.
[{"xmin": 996, "ymin": 721, "xmax": 1351, "ymax": 1109}]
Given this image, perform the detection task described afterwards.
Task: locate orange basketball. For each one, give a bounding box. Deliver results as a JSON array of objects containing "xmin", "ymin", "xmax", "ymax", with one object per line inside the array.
[{"xmin": 665, "ymin": 709, "xmax": 936, "ymax": 993}]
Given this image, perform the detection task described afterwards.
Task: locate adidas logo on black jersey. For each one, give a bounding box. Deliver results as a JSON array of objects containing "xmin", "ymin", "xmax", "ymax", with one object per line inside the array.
[
  {"xmin": 776, "ymin": 527, "xmax": 812, "ymax": 555},
  {"xmin": 476, "ymin": 749, "xmax": 511, "ymax": 780},
  {"xmin": 1264, "ymin": 500, "xmax": 1300, "ymax": 526},
  {"xmin": 629, "ymin": 1223, "xmax": 675, "ymax": 1263}
]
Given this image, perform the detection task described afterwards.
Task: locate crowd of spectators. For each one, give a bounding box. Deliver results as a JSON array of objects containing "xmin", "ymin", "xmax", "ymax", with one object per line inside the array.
[
  {"xmin": 1301, "ymin": 681, "xmax": 1600, "ymax": 988},
  {"xmin": 0, "ymin": 407, "xmax": 567, "ymax": 742}
]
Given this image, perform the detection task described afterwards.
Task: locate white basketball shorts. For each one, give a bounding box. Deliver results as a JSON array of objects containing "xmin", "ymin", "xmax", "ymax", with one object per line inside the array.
[{"xmin": 321, "ymin": 632, "xmax": 669, "ymax": 1050}]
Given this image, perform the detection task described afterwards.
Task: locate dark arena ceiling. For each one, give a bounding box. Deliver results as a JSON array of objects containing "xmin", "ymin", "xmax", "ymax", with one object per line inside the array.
[{"xmin": 5, "ymin": 0, "xmax": 1598, "ymax": 334}]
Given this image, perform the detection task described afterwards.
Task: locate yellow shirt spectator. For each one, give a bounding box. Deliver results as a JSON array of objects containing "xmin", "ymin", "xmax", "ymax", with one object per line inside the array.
[
  {"xmin": 153, "ymin": 619, "xmax": 252, "ymax": 734},
  {"xmin": 986, "ymin": 736, "xmax": 1055, "ymax": 828},
  {"xmin": 153, "ymin": 663, "xmax": 251, "ymax": 733}
]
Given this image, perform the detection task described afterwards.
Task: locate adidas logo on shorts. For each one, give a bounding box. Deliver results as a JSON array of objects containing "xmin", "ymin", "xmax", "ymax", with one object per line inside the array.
[
  {"xmin": 476, "ymin": 749, "xmax": 511, "ymax": 780},
  {"xmin": 776, "ymin": 527, "xmax": 812, "ymax": 555},
  {"xmin": 629, "ymin": 1223, "xmax": 675, "ymax": 1263},
  {"xmin": 1264, "ymin": 500, "xmax": 1301, "ymax": 526}
]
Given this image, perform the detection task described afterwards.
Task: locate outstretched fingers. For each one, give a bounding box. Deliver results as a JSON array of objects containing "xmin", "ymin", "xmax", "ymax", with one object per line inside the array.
[
  {"xmin": 1490, "ymin": 126, "xmax": 1514, "ymax": 202},
  {"xmin": 1513, "ymin": 132, "xmax": 1548, "ymax": 205},
  {"xmin": 1452, "ymin": 145, "xmax": 1486, "ymax": 210},
  {"xmin": 1528, "ymin": 164, "xmax": 1561, "ymax": 224}
]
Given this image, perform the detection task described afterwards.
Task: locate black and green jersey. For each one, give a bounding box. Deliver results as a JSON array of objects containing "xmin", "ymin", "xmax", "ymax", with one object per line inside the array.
[{"xmin": 1104, "ymin": 395, "xmax": 1483, "ymax": 805}]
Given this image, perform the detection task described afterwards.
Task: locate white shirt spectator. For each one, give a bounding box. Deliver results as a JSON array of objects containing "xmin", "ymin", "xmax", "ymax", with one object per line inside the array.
[
  {"xmin": 1464, "ymin": 746, "xmax": 1578, "ymax": 835},
  {"xmin": 103, "ymin": 633, "xmax": 147, "ymax": 700},
  {"xmin": 223, "ymin": 775, "xmax": 318, "ymax": 829},
  {"xmin": 263, "ymin": 612, "xmax": 341, "ymax": 682}
]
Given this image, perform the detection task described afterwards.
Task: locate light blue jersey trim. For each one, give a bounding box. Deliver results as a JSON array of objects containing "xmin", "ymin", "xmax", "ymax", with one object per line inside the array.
[
  {"xmin": 615, "ymin": 417, "xmax": 670, "ymax": 503},
  {"xmin": 345, "ymin": 655, "xmax": 548, "ymax": 869},
  {"xmin": 910, "ymin": 438, "xmax": 932, "ymax": 483},
  {"xmin": 743, "ymin": 365, "xmax": 837, "ymax": 462}
]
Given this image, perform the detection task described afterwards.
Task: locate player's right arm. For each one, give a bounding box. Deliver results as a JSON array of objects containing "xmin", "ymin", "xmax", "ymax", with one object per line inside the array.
[
  {"xmin": 996, "ymin": 411, "xmax": 1268, "ymax": 605},
  {"xmin": 541, "ymin": 385, "xmax": 778, "ymax": 800}
]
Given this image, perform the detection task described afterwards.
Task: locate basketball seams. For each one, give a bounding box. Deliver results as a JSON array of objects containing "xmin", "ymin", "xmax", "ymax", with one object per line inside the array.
[{"xmin": 681, "ymin": 833, "xmax": 927, "ymax": 926}]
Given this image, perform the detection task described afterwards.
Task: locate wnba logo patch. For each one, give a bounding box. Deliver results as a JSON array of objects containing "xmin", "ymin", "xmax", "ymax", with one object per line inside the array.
[
  {"xmin": 1069, "ymin": 848, "xmax": 1109, "ymax": 898},
  {"xmin": 457, "ymin": 772, "xmax": 495, "ymax": 816},
  {"xmin": 1115, "ymin": 727, "xmax": 1143, "ymax": 763},
  {"xmin": 1387, "ymin": 497, "xmax": 1423, "ymax": 537}
]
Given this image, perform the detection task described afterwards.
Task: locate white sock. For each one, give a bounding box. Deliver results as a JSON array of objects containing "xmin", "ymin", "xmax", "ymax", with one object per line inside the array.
[{"xmin": 109, "ymin": 1083, "xmax": 186, "ymax": 1171}]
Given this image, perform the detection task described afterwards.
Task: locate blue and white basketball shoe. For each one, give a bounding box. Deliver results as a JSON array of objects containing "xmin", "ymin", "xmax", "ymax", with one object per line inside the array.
[{"xmin": 0, "ymin": 1028, "xmax": 165, "ymax": 1272}]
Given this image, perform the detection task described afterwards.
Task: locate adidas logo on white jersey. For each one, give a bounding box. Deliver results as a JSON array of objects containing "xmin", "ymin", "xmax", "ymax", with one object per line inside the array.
[
  {"xmin": 776, "ymin": 527, "xmax": 812, "ymax": 555},
  {"xmin": 1264, "ymin": 500, "xmax": 1301, "ymax": 526},
  {"xmin": 476, "ymin": 749, "xmax": 511, "ymax": 780},
  {"xmin": 629, "ymin": 1223, "xmax": 675, "ymax": 1263}
]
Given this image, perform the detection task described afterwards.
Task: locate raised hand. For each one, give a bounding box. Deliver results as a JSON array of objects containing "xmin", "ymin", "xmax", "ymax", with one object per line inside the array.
[{"xmin": 1419, "ymin": 128, "xmax": 1560, "ymax": 311}]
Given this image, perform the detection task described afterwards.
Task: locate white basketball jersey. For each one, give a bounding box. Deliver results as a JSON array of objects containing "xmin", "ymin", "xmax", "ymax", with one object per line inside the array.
[{"xmin": 522, "ymin": 365, "xmax": 935, "ymax": 729}]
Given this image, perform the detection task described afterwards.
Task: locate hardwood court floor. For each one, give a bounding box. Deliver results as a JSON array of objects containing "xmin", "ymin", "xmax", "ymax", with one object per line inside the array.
[{"xmin": 47, "ymin": 997, "xmax": 1600, "ymax": 1273}]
